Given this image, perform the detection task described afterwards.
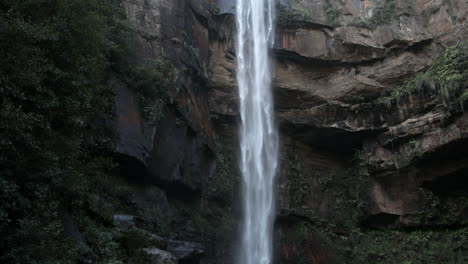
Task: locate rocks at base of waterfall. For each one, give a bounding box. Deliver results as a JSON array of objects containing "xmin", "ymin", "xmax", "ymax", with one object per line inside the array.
[
  {"xmin": 121, "ymin": 232, "xmax": 205, "ymax": 263},
  {"xmin": 113, "ymin": 213, "xmax": 205, "ymax": 262},
  {"xmin": 129, "ymin": 248, "xmax": 177, "ymax": 264},
  {"xmin": 86, "ymin": 194, "xmax": 115, "ymax": 223},
  {"xmin": 123, "ymin": 235, "xmax": 205, "ymax": 263},
  {"xmin": 166, "ymin": 239, "xmax": 204, "ymax": 262}
]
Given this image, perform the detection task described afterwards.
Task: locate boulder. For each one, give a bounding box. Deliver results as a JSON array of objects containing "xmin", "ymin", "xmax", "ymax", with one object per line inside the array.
[
  {"xmin": 113, "ymin": 214, "xmax": 144, "ymax": 230},
  {"xmin": 166, "ymin": 239, "xmax": 204, "ymax": 262}
]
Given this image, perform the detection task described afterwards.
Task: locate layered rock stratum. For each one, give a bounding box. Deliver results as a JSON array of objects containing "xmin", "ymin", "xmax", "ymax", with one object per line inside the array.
[{"xmin": 112, "ymin": 0, "xmax": 467, "ymax": 263}]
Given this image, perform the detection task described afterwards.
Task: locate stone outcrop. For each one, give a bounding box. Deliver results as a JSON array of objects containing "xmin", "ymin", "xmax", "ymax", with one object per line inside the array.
[
  {"xmin": 209, "ymin": 0, "xmax": 467, "ymax": 216},
  {"xmin": 114, "ymin": 0, "xmax": 217, "ymax": 191},
  {"xmin": 166, "ymin": 240, "xmax": 205, "ymax": 262},
  {"xmin": 112, "ymin": 1, "xmax": 226, "ymax": 264},
  {"xmin": 112, "ymin": 213, "xmax": 206, "ymax": 263}
]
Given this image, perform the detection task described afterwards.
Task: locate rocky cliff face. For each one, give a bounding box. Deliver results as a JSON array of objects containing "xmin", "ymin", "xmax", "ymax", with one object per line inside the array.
[
  {"xmin": 112, "ymin": 0, "xmax": 236, "ymax": 263},
  {"xmin": 113, "ymin": 0, "xmax": 467, "ymax": 263}
]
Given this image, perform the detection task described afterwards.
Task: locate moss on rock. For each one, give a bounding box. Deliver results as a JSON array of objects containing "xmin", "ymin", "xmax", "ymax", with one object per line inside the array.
[{"xmin": 375, "ymin": 42, "xmax": 468, "ymax": 108}]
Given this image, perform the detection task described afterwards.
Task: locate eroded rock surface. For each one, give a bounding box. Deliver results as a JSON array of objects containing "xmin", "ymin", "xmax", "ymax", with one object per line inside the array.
[
  {"xmin": 115, "ymin": 0, "xmax": 217, "ymax": 191},
  {"xmin": 113, "ymin": 0, "xmax": 467, "ymax": 263},
  {"xmin": 207, "ymin": 0, "xmax": 468, "ymax": 262}
]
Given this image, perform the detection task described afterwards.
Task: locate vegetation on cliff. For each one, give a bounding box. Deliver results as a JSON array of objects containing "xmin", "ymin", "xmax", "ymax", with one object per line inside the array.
[
  {"xmin": 0, "ymin": 0, "xmax": 124, "ymax": 262},
  {"xmin": 276, "ymin": 4, "xmax": 312, "ymax": 28},
  {"xmin": 121, "ymin": 59, "xmax": 180, "ymax": 124},
  {"xmin": 0, "ymin": 1, "xmax": 237, "ymax": 263},
  {"xmin": 366, "ymin": 0, "xmax": 398, "ymax": 26},
  {"xmin": 280, "ymin": 148, "xmax": 467, "ymax": 264},
  {"xmin": 1, "ymin": 0, "xmax": 467, "ymax": 263},
  {"xmin": 376, "ymin": 42, "xmax": 468, "ymax": 108}
]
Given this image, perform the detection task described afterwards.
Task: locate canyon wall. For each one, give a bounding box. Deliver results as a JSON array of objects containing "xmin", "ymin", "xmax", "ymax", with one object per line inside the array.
[{"xmin": 113, "ymin": 0, "xmax": 467, "ymax": 263}]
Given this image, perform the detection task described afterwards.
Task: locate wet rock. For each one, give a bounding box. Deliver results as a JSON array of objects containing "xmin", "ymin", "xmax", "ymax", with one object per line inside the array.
[
  {"xmin": 216, "ymin": 0, "xmax": 235, "ymax": 14},
  {"xmin": 166, "ymin": 239, "xmax": 204, "ymax": 262},
  {"xmin": 275, "ymin": 216, "xmax": 337, "ymax": 264},
  {"xmin": 277, "ymin": 136, "xmax": 347, "ymax": 221},
  {"xmin": 115, "ymin": 0, "xmax": 217, "ymax": 191},
  {"xmin": 113, "ymin": 214, "xmax": 145, "ymax": 230},
  {"xmin": 116, "ymin": 0, "xmax": 468, "ymax": 262},
  {"xmin": 114, "ymin": 80, "xmax": 154, "ymax": 166},
  {"xmin": 362, "ymin": 112, "xmax": 468, "ymax": 225},
  {"xmin": 147, "ymin": 110, "xmax": 216, "ymax": 192},
  {"xmin": 207, "ymin": 0, "xmax": 468, "ymax": 234}
]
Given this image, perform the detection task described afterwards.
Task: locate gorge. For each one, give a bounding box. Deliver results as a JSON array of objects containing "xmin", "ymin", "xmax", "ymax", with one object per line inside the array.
[{"xmin": 0, "ymin": 0, "xmax": 467, "ymax": 264}]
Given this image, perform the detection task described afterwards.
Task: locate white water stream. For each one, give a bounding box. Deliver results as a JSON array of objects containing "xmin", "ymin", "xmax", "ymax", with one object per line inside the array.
[{"xmin": 235, "ymin": 1, "xmax": 278, "ymax": 264}]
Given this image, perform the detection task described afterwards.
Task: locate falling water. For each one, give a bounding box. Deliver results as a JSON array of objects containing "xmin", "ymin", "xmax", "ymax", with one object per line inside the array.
[{"xmin": 235, "ymin": 1, "xmax": 278, "ymax": 264}]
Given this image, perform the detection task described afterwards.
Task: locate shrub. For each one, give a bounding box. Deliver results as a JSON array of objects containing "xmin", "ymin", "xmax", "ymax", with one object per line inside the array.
[{"xmin": 375, "ymin": 42, "xmax": 468, "ymax": 108}]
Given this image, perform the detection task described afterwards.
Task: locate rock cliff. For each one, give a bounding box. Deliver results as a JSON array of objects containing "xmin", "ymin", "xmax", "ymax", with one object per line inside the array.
[{"xmin": 113, "ymin": 0, "xmax": 468, "ymax": 263}]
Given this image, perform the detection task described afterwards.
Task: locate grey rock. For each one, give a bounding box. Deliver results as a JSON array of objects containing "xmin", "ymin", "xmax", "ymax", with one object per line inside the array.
[
  {"xmin": 166, "ymin": 239, "xmax": 204, "ymax": 261},
  {"xmin": 113, "ymin": 214, "xmax": 145, "ymax": 230}
]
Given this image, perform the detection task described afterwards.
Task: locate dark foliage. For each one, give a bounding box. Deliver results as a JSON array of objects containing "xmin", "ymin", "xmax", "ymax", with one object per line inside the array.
[{"xmin": 0, "ymin": 0, "xmax": 123, "ymax": 262}]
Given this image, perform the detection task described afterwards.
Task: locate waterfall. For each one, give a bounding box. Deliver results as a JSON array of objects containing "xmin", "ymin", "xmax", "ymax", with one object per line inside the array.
[{"xmin": 235, "ymin": 1, "xmax": 278, "ymax": 264}]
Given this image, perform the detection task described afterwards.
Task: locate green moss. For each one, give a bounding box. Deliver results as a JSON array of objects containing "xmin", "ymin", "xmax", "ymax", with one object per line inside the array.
[
  {"xmin": 462, "ymin": 90, "xmax": 468, "ymax": 101},
  {"xmin": 329, "ymin": 152, "xmax": 370, "ymax": 229},
  {"xmin": 207, "ymin": 133, "xmax": 239, "ymax": 204},
  {"xmin": 299, "ymin": 150, "xmax": 467, "ymax": 264},
  {"xmin": 122, "ymin": 59, "xmax": 180, "ymax": 124},
  {"xmin": 276, "ymin": 4, "xmax": 310, "ymax": 28},
  {"xmin": 393, "ymin": 139, "xmax": 424, "ymax": 169},
  {"xmin": 367, "ymin": 0, "xmax": 398, "ymax": 26},
  {"xmin": 375, "ymin": 42, "xmax": 468, "ymax": 108},
  {"xmin": 219, "ymin": 21, "xmax": 234, "ymax": 42},
  {"xmin": 214, "ymin": 15, "xmax": 235, "ymax": 43},
  {"xmin": 308, "ymin": 204, "xmax": 468, "ymax": 263},
  {"xmin": 281, "ymin": 145, "xmax": 369, "ymax": 230},
  {"xmin": 324, "ymin": 0, "xmax": 339, "ymax": 24},
  {"xmin": 283, "ymin": 148, "xmax": 313, "ymax": 215},
  {"xmin": 100, "ymin": 176, "xmax": 172, "ymax": 236},
  {"xmin": 406, "ymin": 193, "xmax": 468, "ymax": 226}
]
